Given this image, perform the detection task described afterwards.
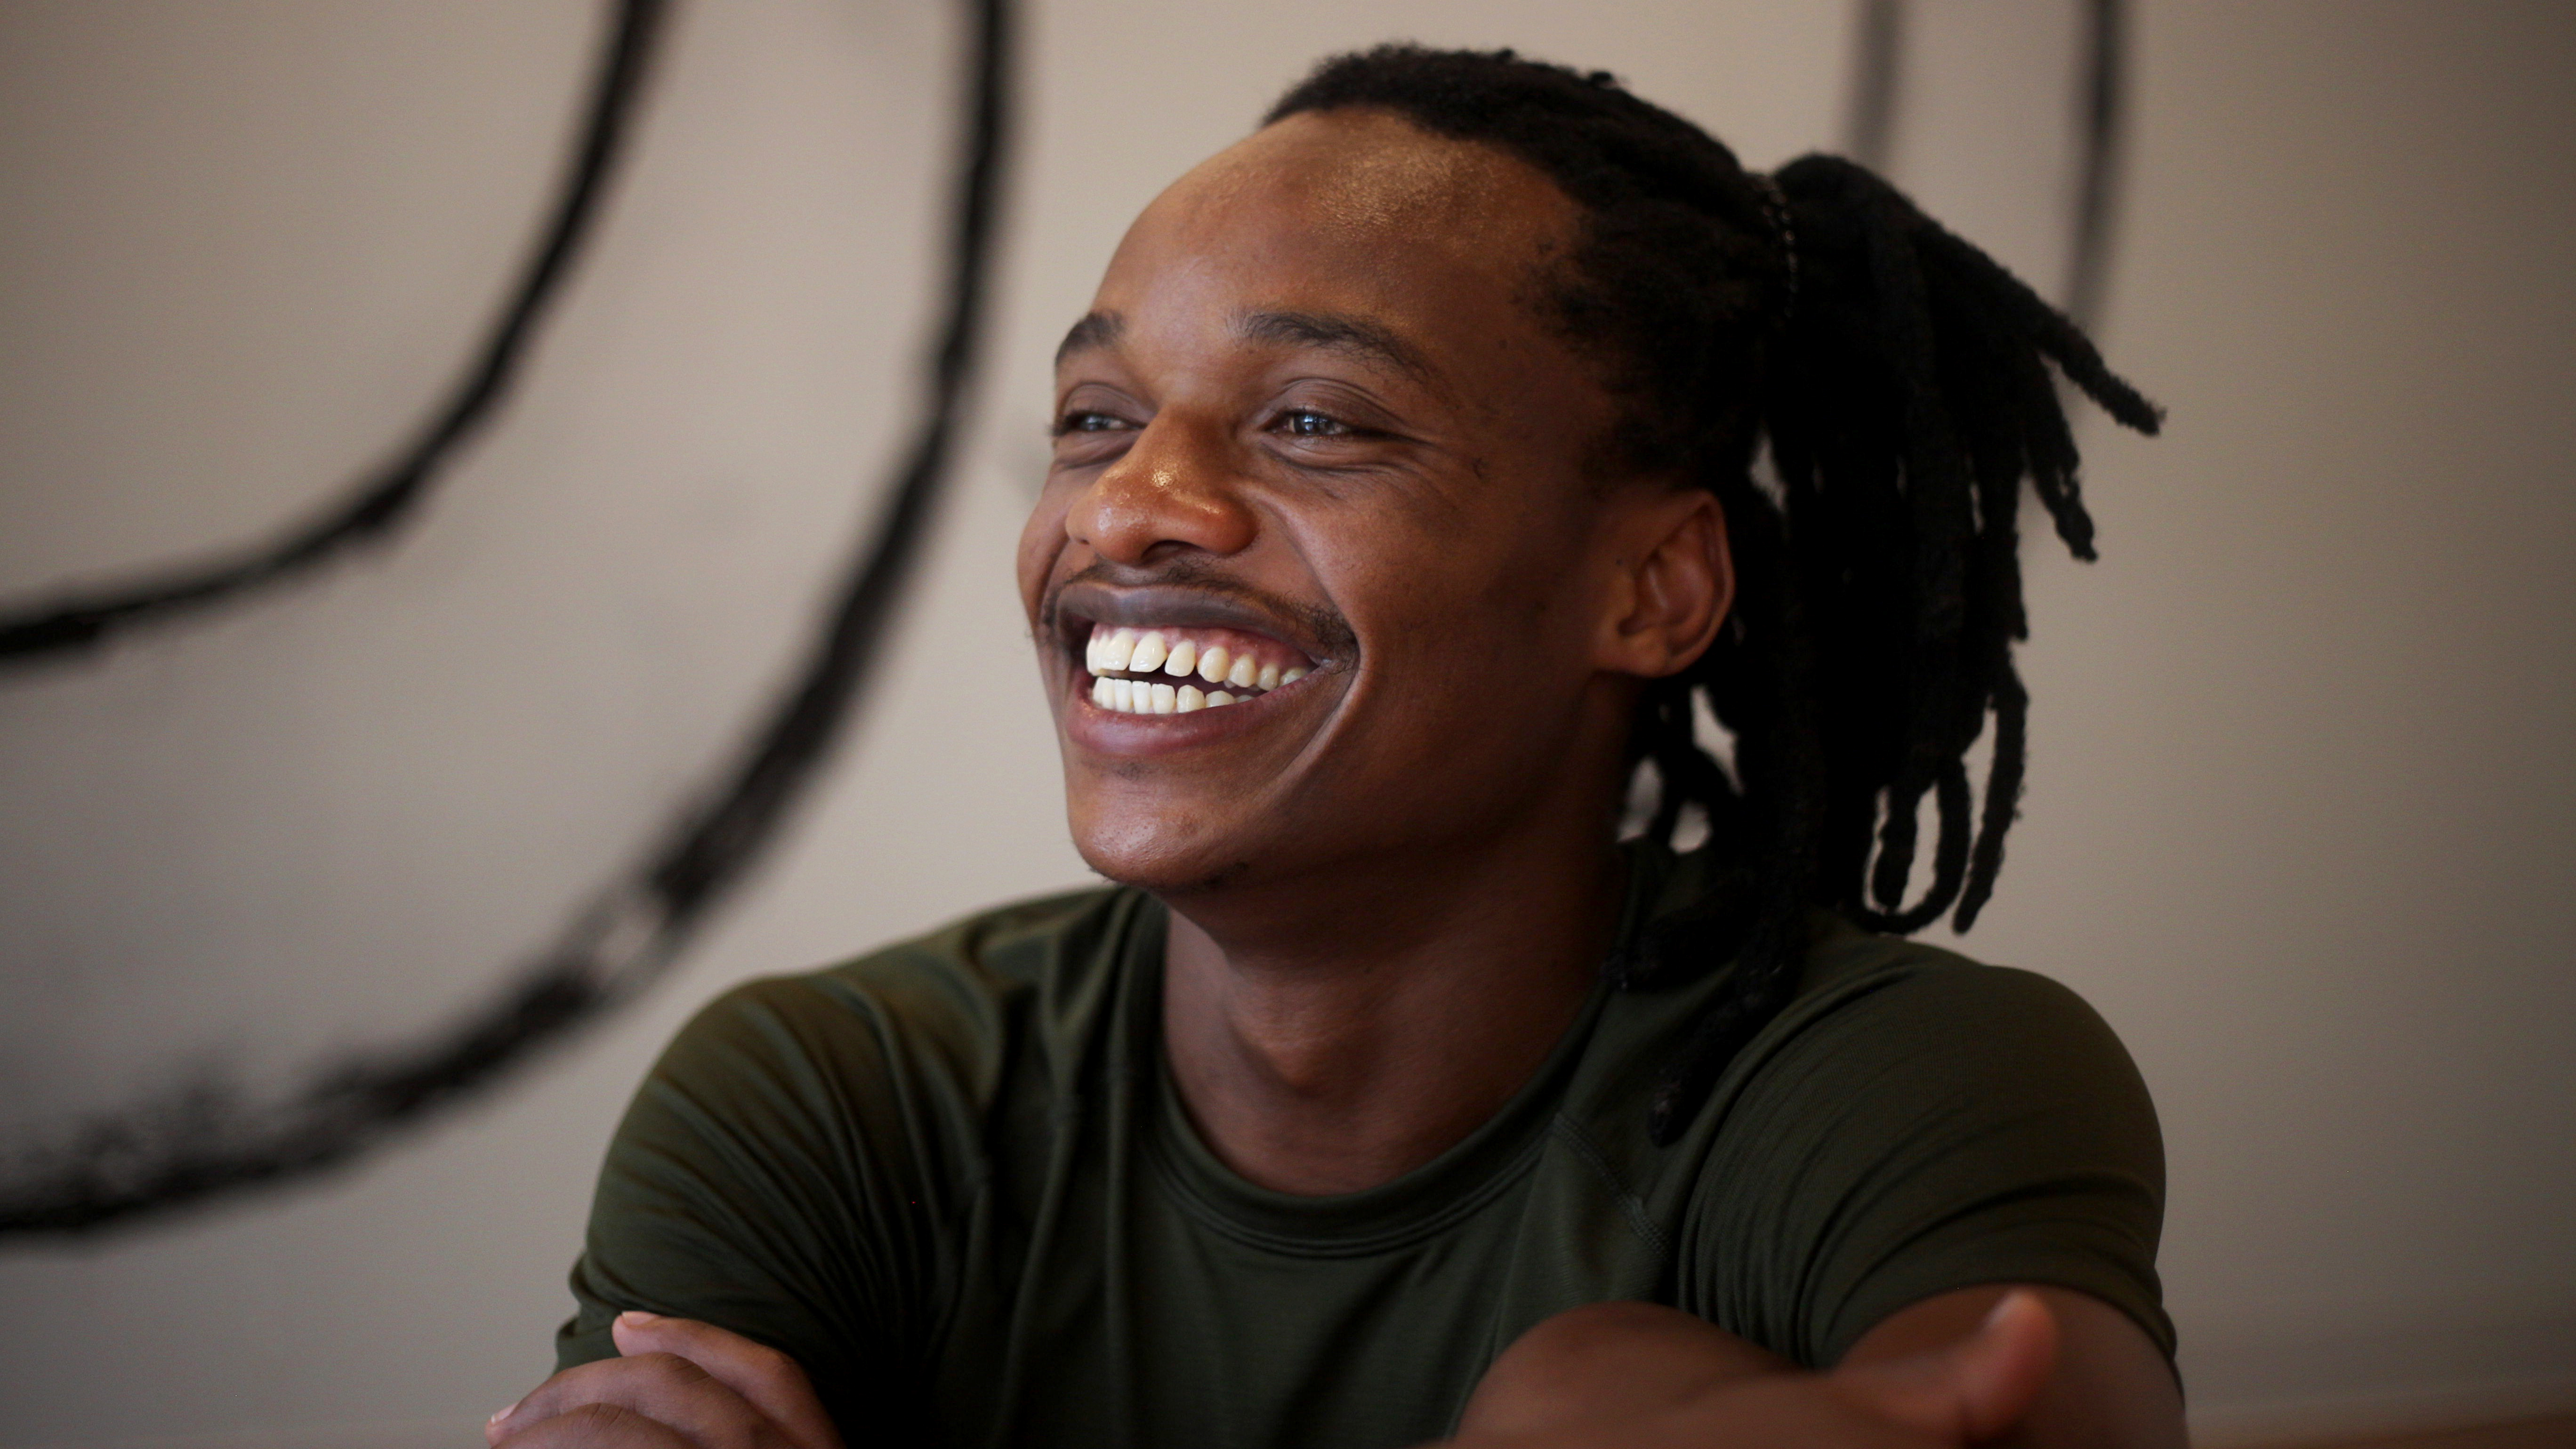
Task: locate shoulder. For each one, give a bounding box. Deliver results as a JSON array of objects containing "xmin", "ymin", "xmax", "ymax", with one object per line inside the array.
[
  {"xmin": 1705, "ymin": 918, "xmax": 2165, "ymax": 1204},
  {"xmin": 563, "ymin": 888, "xmax": 1139, "ymax": 1384},
  {"xmin": 1604, "ymin": 848, "xmax": 2149, "ymax": 1123},
  {"xmin": 632, "ymin": 884, "xmax": 1143, "ymax": 1167},
  {"xmin": 1743, "ymin": 919, "xmax": 2154, "ymax": 1115},
  {"xmin": 1667, "ymin": 920, "xmax": 2170, "ymax": 1367}
]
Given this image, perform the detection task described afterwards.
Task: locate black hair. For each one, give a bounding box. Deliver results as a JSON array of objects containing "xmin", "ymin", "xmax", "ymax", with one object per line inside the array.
[{"xmin": 1267, "ymin": 46, "xmax": 2160, "ymax": 1143}]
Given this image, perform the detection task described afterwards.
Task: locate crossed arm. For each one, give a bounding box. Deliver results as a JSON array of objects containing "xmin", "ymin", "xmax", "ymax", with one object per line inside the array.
[
  {"xmin": 486, "ymin": 1283, "xmax": 2183, "ymax": 1449},
  {"xmin": 1452, "ymin": 1285, "xmax": 2182, "ymax": 1449}
]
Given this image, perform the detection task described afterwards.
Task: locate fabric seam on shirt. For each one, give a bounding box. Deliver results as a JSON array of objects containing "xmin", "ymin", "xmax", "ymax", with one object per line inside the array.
[
  {"xmin": 1548, "ymin": 1113, "xmax": 1674, "ymax": 1261},
  {"xmin": 1141, "ymin": 1118, "xmax": 1557, "ymax": 1259}
]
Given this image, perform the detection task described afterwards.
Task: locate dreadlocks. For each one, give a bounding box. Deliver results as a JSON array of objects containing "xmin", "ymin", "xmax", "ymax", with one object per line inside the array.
[{"xmin": 1267, "ymin": 47, "xmax": 2161, "ymax": 1144}]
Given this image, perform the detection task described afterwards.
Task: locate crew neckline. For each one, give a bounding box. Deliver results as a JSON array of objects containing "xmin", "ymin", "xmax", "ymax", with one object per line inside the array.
[{"xmin": 1134, "ymin": 839, "xmax": 1677, "ymax": 1258}]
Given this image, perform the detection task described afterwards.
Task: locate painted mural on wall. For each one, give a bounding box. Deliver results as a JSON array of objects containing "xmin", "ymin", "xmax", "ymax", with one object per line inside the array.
[{"xmin": 0, "ymin": 0, "xmax": 2125, "ymax": 1236}]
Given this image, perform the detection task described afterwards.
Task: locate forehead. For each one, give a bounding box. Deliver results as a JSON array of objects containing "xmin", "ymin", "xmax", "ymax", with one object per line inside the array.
[
  {"xmin": 1080, "ymin": 110, "xmax": 1581, "ymax": 374},
  {"xmin": 1151, "ymin": 109, "xmax": 1568, "ymax": 248}
]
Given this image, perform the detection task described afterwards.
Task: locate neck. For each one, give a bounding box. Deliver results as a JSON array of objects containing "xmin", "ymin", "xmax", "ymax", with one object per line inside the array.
[{"xmin": 1159, "ymin": 810, "xmax": 1626, "ymax": 1196}]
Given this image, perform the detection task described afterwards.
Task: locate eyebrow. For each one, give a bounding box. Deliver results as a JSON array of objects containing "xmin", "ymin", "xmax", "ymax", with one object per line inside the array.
[
  {"xmin": 1051, "ymin": 306, "xmax": 1436, "ymax": 387},
  {"xmin": 1236, "ymin": 310, "xmax": 1433, "ymax": 384},
  {"xmin": 1055, "ymin": 310, "xmax": 1123, "ymax": 365}
]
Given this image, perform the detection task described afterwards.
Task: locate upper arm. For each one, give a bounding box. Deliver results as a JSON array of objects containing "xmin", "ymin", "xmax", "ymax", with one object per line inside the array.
[
  {"xmin": 559, "ymin": 971, "xmax": 974, "ymax": 1433},
  {"xmin": 1843, "ymin": 1285, "xmax": 2185, "ymax": 1449},
  {"xmin": 1679, "ymin": 956, "xmax": 2174, "ymax": 1369}
]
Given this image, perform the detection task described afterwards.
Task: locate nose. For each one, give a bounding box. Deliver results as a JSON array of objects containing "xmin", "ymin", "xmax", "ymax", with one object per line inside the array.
[{"xmin": 1064, "ymin": 415, "xmax": 1258, "ymax": 566}]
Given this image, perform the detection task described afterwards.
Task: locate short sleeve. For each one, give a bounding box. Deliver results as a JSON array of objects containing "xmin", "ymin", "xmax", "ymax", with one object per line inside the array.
[
  {"xmin": 1675, "ymin": 953, "xmax": 2172, "ymax": 1368},
  {"xmin": 556, "ymin": 966, "xmax": 986, "ymax": 1434}
]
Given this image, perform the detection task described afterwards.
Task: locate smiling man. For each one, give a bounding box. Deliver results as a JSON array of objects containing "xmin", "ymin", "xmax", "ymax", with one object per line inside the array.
[{"xmin": 493, "ymin": 48, "xmax": 2177, "ymax": 1449}]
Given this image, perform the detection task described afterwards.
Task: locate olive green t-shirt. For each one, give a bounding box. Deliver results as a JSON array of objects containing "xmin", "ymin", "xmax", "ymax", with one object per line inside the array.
[{"xmin": 557, "ymin": 843, "xmax": 2168, "ymax": 1448}]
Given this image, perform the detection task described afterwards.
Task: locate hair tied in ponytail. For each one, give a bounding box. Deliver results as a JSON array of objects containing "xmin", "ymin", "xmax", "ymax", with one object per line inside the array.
[{"xmin": 1752, "ymin": 172, "xmax": 1799, "ymax": 319}]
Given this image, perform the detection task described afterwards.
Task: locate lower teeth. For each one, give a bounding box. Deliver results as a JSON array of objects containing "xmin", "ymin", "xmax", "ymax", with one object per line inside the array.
[
  {"xmin": 1087, "ymin": 661, "xmax": 1308, "ymax": 716},
  {"xmin": 1091, "ymin": 676, "xmax": 1249, "ymax": 715}
]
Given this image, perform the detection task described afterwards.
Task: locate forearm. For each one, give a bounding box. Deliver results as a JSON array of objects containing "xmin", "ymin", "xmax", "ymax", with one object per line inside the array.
[
  {"xmin": 1457, "ymin": 1301, "xmax": 1795, "ymax": 1438},
  {"xmin": 1837, "ymin": 1286, "xmax": 2185, "ymax": 1449},
  {"xmin": 1453, "ymin": 1286, "xmax": 2182, "ymax": 1449}
]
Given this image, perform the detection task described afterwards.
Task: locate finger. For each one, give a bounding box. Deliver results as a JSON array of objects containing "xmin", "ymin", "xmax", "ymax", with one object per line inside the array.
[
  {"xmin": 499, "ymin": 1401, "xmax": 697, "ymax": 1449},
  {"xmin": 612, "ymin": 1312, "xmax": 843, "ymax": 1449},
  {"xmin": 491, "ymin": 1352, "xmax": 765, "ymax": 1449},
  {"xmin": 1834, "ymin": 1288, "xmax": 2060, "ymax": 1442},
  {"xmin": 1942, "ymin": 1290, "xmax": 2060, "ymax": 1439}
]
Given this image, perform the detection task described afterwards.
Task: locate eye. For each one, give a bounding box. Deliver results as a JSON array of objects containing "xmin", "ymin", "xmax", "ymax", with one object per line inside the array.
[
  {"xmin": 1053, "ymin": 410, "xmax": 1133, "ymax": 436},
  {"xmin": 1278, "ymin": 409, "xmax": 1352, "ymax": 438}
]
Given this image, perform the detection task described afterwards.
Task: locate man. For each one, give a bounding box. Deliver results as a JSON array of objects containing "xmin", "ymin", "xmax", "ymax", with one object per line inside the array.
[{"xmin": 489, "ymin": 48, "xmax": 2177, "ymax": 1449}]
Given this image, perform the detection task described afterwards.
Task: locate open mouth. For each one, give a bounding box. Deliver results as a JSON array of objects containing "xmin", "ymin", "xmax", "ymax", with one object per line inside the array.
[{"xmin": 1078, "ymin": 622, "xmax": 1312, "ymax": 715}]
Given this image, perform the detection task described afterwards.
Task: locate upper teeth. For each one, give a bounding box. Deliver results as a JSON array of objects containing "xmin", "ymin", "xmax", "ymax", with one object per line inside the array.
[{"xmin": 1083, "ymin": 626, "xmax": 1311, "ymax": 715}]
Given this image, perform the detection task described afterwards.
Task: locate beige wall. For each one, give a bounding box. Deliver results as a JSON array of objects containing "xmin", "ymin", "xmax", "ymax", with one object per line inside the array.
[
  {"xmin": 1902, "ymin": 4, "xmax": 2576, "ymax": 1440},
  {"xmin": 0, "ymin": 2, "xmax": 2568, "ymax": 1445}
]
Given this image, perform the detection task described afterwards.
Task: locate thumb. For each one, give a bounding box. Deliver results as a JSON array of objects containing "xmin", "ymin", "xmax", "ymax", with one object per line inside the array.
[
  {"xmin": 611, "ymin": 1311, "xmax": 845, "ymax": 1449},
  {"xmin": 1832, "ymin": 1289, "xmax": 2060, "ymax": 1443}
]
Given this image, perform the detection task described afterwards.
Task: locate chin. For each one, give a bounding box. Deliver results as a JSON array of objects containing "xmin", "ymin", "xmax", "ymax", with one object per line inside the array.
[{"xmin": 1067, "ymin": 796, "xmax": 1261, "ymax": 896}]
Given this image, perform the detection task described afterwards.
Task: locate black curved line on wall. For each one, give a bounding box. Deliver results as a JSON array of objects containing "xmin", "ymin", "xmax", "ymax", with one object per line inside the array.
[
  {"xmin": 1843, "ymin": 0, "xmax": 1904, "ymax": 172},
  {"xmin": 1838, "ymin": 0, "xmax": 2130, "ymax": 325},
  {"xmin": 2062, "ymin": 0, "xmax": 2129, "ymax": 330},
  {"xmin": 0, "ymin": 0, "xmax": 666, "ymax": 668},
  {"xmin": 0, "ymin": 0, "xmax": 1014, "ymax": 1236}
]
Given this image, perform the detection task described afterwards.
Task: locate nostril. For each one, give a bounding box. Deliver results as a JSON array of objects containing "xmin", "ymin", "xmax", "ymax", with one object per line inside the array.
[{"xmin": 1067, "ymin": 437, "xmax": 1259, "ymax": 562}]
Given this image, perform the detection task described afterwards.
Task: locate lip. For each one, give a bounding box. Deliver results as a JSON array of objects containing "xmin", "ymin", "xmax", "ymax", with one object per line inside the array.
[
  {"xmin": 1061, "ymin": 663, "xmax": 1321, "ymax": 757},
  {"xmin": 1046, "ymin": 581, "xmax": 1336, "ymax": 758},
  {"xmin": 1047, "ymin": 581, "xmax": 1333, "ymax": 664}
]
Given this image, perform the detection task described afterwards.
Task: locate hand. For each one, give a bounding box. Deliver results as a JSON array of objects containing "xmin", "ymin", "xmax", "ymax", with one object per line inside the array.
[
  {"xmin": 1812, "ymin": 1289, "xmax": 2061, "ymax": 1444},
  {"xmin": 486, "ymin": 1312, "xmax": 845, "ymax": 1449},
  {"xmin": 1453, "ymin": 1289, "xmax": 2059, "ymax": 1448}
]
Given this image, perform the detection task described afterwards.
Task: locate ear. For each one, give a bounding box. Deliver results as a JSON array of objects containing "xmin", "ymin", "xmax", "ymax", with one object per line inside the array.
[{"xmin": 1592, "ymin": 487, "xmax": 1732, "ymax": 679}]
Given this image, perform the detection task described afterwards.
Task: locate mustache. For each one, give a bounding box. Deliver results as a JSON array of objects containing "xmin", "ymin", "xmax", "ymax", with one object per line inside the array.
[{"xmin": 1041, "ymin": 557, "xmax": 1357, "ymax": 657}]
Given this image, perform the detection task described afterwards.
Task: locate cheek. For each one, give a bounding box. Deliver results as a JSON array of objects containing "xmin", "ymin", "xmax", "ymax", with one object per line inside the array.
[
  {"xmin": 1329, "ymin": 533, "xmax": 1593, "ymax": 737},
  {"xmin": 1016, "ymin": 489, "xmax": 1075, "ymax": 620},
  {"xmin": 1351, "ymin": 504, "xmax": 1601, "ymax": 664},
  {"xmin": 1486, "ymin": 491, "xmax": 1619, "ymax": 643}
]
